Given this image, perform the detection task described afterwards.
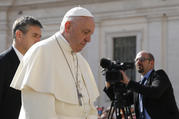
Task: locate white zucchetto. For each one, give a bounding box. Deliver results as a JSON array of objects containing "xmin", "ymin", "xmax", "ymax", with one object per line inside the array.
[
  {"xmin": 64, "ymin": 6, "xmax": 94, "ymax": 17},
  {"xmin": 59, "ymin": 6, "xmax": 94, "ymax": 33}
]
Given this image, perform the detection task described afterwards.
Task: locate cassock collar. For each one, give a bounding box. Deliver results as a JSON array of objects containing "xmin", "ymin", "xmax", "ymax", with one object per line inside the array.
[{"xmin": 55, "ymin": 31, "xmax": 75, "ymax": 54}]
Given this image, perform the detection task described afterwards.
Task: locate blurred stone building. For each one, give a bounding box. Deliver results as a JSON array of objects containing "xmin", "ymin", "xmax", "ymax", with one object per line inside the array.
[{"xmin": 1, "ymin": 0, "xmax": 179, "ymax": 108}]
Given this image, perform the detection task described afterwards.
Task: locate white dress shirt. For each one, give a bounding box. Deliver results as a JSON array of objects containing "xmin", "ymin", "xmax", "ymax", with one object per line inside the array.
[{"xmin": 12, "ymin": 43, "xmax": 23, "ymax": 61}]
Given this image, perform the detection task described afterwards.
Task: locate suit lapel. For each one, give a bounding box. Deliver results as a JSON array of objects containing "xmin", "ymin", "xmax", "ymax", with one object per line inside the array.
[
  {"xmin": 8, "ymin": 47, "xmax": 20, "ymax": 66},
  {"xmin": 6, "ymin": 47, "xmax": 20, "ymax": 81}
]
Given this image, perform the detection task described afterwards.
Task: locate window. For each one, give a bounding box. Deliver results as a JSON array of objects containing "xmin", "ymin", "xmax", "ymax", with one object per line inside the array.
[{"xmin": 113, "ymin": 36, "xmax": 136, "ymax": 80}]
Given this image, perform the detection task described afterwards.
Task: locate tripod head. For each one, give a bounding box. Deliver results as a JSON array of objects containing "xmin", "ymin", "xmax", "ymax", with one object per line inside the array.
[{"xmin": 107, "ymin": 84, "xmax": 134, "ymax": 119}]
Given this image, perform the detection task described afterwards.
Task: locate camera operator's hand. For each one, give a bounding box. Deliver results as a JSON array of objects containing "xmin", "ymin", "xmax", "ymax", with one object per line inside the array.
[
  {"xmin": 120, "ymin": 71, "xmax": 130, "ymax": 85},
  {"xmin": 105, "ymin": 81, "xmax": 111, "ymax": 89}
]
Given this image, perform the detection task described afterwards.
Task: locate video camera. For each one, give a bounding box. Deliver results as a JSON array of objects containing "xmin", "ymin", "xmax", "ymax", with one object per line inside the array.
[
  {"xmin": 100, "ymin": 58, "xmax": 135, "ymax": 119},
  {"xmin": 100, "ymin": 58, "xmax": 134, "ymax": 84}
]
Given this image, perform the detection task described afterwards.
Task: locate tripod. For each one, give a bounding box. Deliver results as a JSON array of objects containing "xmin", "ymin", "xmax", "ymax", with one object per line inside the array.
[{"xmin": 107, "ymin": 87, "xmax": 133, "ymax": 119}]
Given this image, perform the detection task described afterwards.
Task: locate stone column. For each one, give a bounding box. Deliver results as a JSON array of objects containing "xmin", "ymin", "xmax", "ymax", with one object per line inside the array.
[{"xmin": 0, "ymin": 10, "xmax": 8, "ymax": 52}]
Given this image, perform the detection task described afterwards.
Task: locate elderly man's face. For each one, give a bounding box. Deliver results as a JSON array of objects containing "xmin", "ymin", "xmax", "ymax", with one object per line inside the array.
[{"xmin": 66, "ymin": 17, "xmax": 95, "ymax": 52}]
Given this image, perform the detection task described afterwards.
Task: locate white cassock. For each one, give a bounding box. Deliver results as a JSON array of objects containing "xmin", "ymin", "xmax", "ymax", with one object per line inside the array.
[{"xmin": 10, "ymin": 31, "xmax": 99, "ymax": 119}]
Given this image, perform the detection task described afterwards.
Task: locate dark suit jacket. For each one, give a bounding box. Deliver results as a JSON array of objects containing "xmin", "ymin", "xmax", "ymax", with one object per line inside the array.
[
  {"xmin": 0, "ymin": 47, "xmax": 21, "ymax": 119},
  {"xmin": 104, "ymin": 69, "xmax": 179, "ymax": 119}
]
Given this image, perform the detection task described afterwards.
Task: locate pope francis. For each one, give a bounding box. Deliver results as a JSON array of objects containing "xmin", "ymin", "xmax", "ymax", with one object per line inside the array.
[{"xmin": 10, "ymin": 7, "xmax": 99, "ymax": 119}]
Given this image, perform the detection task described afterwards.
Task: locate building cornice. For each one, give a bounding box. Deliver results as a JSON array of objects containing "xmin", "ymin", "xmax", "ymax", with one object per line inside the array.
[{"xmin": 0, "ymin": 0, "xmax": 120, "ymax": 11}]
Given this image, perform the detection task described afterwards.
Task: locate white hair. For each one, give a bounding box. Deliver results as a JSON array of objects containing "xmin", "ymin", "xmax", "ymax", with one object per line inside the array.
[{"xmin": 60, "ymin": 17, "xmax": 69, "ymax": 33}]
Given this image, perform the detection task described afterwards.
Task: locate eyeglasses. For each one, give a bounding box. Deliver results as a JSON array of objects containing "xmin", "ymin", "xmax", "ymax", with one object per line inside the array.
[{"xmin": 135, "ymin": 57, "xmax": 151, "ymax": 62}]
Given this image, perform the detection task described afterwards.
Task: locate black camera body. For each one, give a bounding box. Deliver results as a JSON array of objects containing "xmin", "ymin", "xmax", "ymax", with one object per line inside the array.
[
  {"xmin": 100, "ymin": 58, "xmax": 134, "ymax": 84},
  {"xmin": 101, "ymin": 58, "xmax": 134, "ymax": 117}
]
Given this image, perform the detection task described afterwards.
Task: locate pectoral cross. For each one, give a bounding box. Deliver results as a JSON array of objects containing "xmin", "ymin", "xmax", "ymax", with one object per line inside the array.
[{"xmin": 77, "ymin": 88, "xmax": 83, "ymax": 106}]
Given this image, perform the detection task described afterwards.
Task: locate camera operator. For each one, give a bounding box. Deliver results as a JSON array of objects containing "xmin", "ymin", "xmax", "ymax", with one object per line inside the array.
[{"xmin": 104, "ymin": 50, "xmax": 179, "ymax": 119}]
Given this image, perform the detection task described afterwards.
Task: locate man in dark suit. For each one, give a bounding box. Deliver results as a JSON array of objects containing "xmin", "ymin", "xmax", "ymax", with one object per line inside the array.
[
  {"xmin": 104, "ymin": 50, "xmax": 179, "ymax": 119},
  {"xmin": 0, "ymin": 16, "xmax": 43, "ymax": 119}
]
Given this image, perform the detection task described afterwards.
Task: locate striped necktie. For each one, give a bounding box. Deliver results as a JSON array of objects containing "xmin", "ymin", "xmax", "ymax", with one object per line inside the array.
[{"xmin": 141, "ymin": 77, "xmax": 147, "ymax": 85}]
